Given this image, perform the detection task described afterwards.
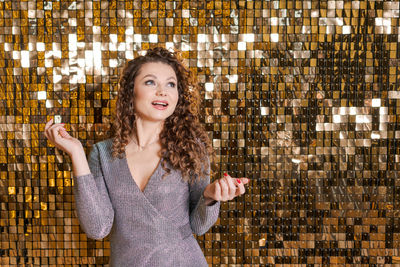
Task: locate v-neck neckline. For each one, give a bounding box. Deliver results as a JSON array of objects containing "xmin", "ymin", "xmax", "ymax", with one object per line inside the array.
[{"xmin": 122, "ymin": 156, "xmax": 162, "ymax": 194}]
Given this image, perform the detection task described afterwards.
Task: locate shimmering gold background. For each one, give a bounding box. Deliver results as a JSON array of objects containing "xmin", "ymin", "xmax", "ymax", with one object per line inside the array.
[{"xmin": 1, "ymin": 0, "xmax": 400, "ymax": 266}]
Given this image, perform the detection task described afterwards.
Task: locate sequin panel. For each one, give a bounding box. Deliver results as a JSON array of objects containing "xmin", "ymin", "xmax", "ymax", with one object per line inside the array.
[{"xmin": 1, "ymin": 0, "xmax": 400, "ymax": 266}]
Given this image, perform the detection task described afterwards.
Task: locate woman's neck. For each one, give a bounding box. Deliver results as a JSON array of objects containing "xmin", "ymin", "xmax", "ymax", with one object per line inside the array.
[{"xmin": 133, "ymin": 118, "xmax": 163, "ymax": 148}]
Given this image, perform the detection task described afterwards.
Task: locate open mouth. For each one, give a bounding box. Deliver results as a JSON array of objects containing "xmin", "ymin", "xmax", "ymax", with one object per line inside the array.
[{"xmin": 151, "ymin": 101, "xmax": 169, "ymax": 107}]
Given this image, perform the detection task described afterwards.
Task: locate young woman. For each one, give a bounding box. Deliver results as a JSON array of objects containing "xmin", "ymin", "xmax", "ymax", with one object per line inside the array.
[{"xmin": 44, "ymin": 47, "xmax": 249, "ymax": 266}]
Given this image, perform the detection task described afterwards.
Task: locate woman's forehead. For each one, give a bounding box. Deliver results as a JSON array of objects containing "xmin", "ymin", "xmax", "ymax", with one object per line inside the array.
[{"xmin": 137, "ymin": 62, "xmax": 177, "ymax": 79}]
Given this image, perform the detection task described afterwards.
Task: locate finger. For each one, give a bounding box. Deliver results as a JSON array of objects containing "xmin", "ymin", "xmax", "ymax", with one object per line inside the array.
[
  {"xmin": 44, "ymin": 128, "xmax": 49, "ymax": 140},
  {"xmin": 44, "ymin": 118, "xmax": 54, "ymax": 131},
  {"xmin": 44, "ymin": 119, "xmax": 54, "ymax": 140},
  {"xmin": 54, "ymin": 125, "xmax": 69, "ymax": 139},
  {"xmin": 48, "ymin": 125, "xmax": 70, "ymax": 151},
  {"xmin": 214, "ymin": 180, "xmax": 221, "ymax": 200},
  {"xmin": 49, "ymin": 124, "xmax": 66, "ymax": 141},
  {"xmin": 58, "ymin": 127, "xmax": 70, "ymax": 138},
  {"xmin": 46, "ymin": 121, "xmax": 62, "ymax": 140},
  {"xmin": 223, "ymin": 174, "xmax": 237, "ymax": 199},
  {"xmin": 239, "ymin": 178, "xmax": 250, "ymax": 185},
  {"xmin": 48, "ymin": 121, "xmax": 64, "ymax": 132},
  {"xmin": 235, "ymin": 178, "xmax": 246, "ymax": 195},
  {"xmin": 218, "ymin": 178, "xmax": 229, "ymax": 200}
]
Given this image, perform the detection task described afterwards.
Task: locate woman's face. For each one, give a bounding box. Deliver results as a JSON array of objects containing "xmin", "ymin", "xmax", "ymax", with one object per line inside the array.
[{"xmin": 133, "ymin": 62, "xmax": 179, "ymax": 123}]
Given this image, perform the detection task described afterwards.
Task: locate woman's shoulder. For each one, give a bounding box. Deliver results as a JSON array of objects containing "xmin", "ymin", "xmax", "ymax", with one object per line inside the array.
[{"xmin": 91, "ymin": 138, "xmax": 114, "ymax": 155}]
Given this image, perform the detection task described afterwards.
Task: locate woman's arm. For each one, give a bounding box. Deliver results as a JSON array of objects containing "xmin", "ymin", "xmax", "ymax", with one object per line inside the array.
[
  {"xmin": 188, "ymin": 159, "xmax": 220, "ymax": 236},
  {"xmin": 189, "ymin": 175, "xmax": 250, "ymax": 236},
  {"xmin": 72, "ymin": 143, "xmax": 115, "ymax": 240},
  {"xmin": 70, "ymin": 148, "xmax": 91, "ymax": 177},
  {"xmin": 45, "ymin": 119, "xmax": 114, "ymax": 240}
]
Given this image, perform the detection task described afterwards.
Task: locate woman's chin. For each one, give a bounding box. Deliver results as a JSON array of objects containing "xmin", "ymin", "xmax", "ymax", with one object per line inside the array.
[{"xmin": 138, "ymin": 114, "xmax": 173, "ymax": 123}]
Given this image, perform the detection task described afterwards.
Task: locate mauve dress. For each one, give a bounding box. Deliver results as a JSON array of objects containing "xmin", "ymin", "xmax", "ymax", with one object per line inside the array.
[{"xmin": 72, "ymin": 139, "xmax": 220, "ymax": 266}]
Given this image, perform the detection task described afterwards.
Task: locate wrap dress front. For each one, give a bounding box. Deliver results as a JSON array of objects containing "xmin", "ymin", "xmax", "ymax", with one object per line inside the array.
[{"xmin": 72, "ymin": 139, "xmax": 220, "ymax": 266}]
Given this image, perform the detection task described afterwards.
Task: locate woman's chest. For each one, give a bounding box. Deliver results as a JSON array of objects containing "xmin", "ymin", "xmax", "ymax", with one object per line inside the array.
[
  {"xmin": 125, "ymin": 150, "xmax": 161, "ymax": 192},
  {"xmin": 104, "ymin": 156, "xmax": 190, "ymax": 222}
]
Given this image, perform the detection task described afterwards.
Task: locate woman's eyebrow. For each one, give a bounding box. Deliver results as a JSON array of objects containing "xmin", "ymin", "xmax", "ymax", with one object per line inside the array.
[
  {"xmin": 141, "ymin": 74, "xmax": 157, "ymax": 80},
  {"xmin": 141, "ymin": 74, "xmax": 177, "ymax": 81},
  {"xmin": 166, "ymin": 76, "xmax": 177, "ymax": 81}
]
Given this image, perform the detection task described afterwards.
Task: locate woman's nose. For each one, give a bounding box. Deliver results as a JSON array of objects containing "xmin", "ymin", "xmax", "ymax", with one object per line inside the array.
[{"xmin": 156, "ymin": 86, "xmax": 167, "ymax": 96}]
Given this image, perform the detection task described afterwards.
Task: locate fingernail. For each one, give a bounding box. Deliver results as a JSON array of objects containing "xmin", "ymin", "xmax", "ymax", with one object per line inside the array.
[
  {"xmin": 223, "ymin": 173, "xmax": 228, "ymax": 177},
  {"xmin": 237, "ymin": 179, "xmax": 241, "ymax": 184}
]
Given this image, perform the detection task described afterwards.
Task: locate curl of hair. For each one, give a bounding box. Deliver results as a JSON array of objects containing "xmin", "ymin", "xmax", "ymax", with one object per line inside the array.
[{"xmin": 111, "ymin": 47, "xmax": 213, "ymax": 185}]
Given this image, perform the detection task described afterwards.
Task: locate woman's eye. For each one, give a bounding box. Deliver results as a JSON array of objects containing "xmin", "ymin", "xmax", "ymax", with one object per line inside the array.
[
  {"xmin": 168, "ymin": 82, "xmax": 176, "ymax": 88},
  {"xmin": 145, "ymin": 80, "xmax": 155, "ymax": 85}
]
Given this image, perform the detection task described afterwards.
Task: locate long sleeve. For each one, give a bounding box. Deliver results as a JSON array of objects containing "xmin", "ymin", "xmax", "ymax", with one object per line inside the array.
[
  {"xmin": 189, "ymin": 160, "xmax": 220, "ymax": 235},
  {"xmin": 72, "ymin": 143, "xmax": 115, "ymax": 240}
]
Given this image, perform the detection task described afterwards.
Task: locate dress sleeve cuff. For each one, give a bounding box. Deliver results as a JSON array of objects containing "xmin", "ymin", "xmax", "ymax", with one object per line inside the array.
[
  {"xmin": 202, "ymin": 194, "xmax": 219, "ymax": 206},
  {"xmin": 189, "ymin": 191, "xmax": 220, "ymax": 235},
  {"xmin": 199, "ymin": 194, "xmax": 220, "ymax": 209}
]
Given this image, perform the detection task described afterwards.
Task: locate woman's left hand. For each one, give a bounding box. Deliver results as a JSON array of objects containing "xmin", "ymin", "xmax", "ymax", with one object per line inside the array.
[{"xmin": 203, "ymin": 173, "xmax": 250, "ymax": 203}]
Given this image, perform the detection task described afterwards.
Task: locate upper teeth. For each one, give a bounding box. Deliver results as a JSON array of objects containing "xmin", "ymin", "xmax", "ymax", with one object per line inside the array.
[{"xmin": 153, "ymin": 102, "xmax": 167, "ymax": 106}]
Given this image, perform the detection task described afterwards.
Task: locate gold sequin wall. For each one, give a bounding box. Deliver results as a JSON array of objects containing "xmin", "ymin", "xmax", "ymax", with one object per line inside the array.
[{"xmin": 1, "ymin": 0, "xmax": 400, "ymax": 266}]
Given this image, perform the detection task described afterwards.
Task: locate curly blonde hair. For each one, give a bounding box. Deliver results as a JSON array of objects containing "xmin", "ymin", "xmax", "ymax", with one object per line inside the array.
[{"xmin": 111, "ymin": 47, "xmax": 213, "ymax": 184}]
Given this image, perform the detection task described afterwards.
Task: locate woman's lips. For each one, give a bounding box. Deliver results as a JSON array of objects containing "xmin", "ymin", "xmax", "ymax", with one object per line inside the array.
[
  {"xmin": 152, "ymin": 104, "xmax": 168, "ymax": 110},
  {"xmin": 151, "ymin": 100, "xmax": 169, "ymax": 110}
]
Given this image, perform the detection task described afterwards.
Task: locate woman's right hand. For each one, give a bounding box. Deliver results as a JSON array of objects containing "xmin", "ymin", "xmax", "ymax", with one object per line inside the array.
[{"xmin": 44, "ymin": 118, "xmax": 84, "ymax": 156}]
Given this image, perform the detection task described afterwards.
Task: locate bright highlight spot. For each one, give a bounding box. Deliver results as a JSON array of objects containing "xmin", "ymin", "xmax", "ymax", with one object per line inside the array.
[
  {"xmin": 69, "ymin": 34, "xmax": 77, "ymax": 50},
  {"xmin": 238, "ymin": 41, "xmax": 246, "ymax": 50},
  {"xmin": 197, "ymin": 34, "xmax": 206, "ymax": 43},
  {"xmin": 333, "ymin": 115, "xmax": 341, "ymax": 123},
  {"xmin": 271, "ymin": 33, "xmax": 279, "ymax": 42},
  {"xmin": 292, "ymin": 158, "xmax": 301, "ymax": 164},
  {"xmin": 37, "ymin": 42, "xmax": 45, "ymax": 51},
  {"xmin": 229, "ymin": 75, "xmax": 238, "ymax": 83},
  {"xmin": 261, "ymin": 107, "xmax": 268, "ymax": 116},
  {"xmin": 134, "ymin": 34, "xmax": 142, "ymax": 42},
  {"xmin": 342, "ymin": 26, "xmax": 351, "ymax": 34},
  {"xmin": 38, "ymin": 91, "xmax": 46, "ymax": 100},
  {"xmin": 166, "ymin": 42, "xmax": 174, "ymax": 50},
  {"xmin": 205, "ymin": 83, "xmax": 214, "ymax": 92},
  {"xmin": 244, "ymin": 33, "xmax": 255, "ymax": 42},
  {"xmin": 372, "ymin": 98, "xmax": 381, "ymax": 107},
  {"xmin": 149, "ymin": 34, "xmax": 158, "ymax": 43},
  {"xmin": 356, "ymin": 115, "xmax": 371, "ymax": 124},
  {"xmin": 371, "ymin": 132, "xmax": 381, "ymax": 139}
]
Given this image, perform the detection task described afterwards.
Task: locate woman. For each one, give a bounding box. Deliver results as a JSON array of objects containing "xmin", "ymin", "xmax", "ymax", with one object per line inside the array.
[{"xmin": 44, "ymin": 47, "xmax": 249, "ymax": 266}]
